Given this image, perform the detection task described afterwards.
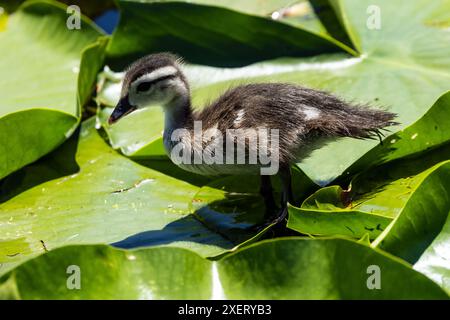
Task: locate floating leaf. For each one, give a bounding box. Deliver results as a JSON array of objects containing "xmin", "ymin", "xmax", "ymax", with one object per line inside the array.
[
  {"xmin": 0, "ymin": 1, "xmax": 103, "ymax": 179},
  {"xmin": 1, "ymin": 238, "xmax": 447, "ymax": 299},
  {"xmin": 414, "ymin": 212, "xmax": 450, "ymax": 295},
  {"xmin": 287, "ymin": 185, "xmax": 392, "ymax": 239},
  {"xmin": 372, "ymin": 160, "xmax": 450, "ymax": 263},
  {"xmin": 288, "ymin": 142, "xmax": 450, "ymax": 243},
  {"xmin": 106, "ymin": 0, "xmax": 349, "ymax": 68}
]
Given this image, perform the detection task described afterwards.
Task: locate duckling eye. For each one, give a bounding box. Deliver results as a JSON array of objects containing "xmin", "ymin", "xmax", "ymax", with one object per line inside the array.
[{"xmin": 136, "ymin": 82, "xmax": 152, "ymax": 92}]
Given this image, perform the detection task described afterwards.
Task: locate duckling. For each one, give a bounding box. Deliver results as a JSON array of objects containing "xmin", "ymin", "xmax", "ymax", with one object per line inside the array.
[{"xmin": 108, "ymin": 53, "xmax": 397, "ymax": 226}]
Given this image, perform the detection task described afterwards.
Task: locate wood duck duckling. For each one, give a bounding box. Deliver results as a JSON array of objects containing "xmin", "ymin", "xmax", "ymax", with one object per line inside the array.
[{"xmin": 109, "ymin": 53, "xmax": 397, "ymax": 227}]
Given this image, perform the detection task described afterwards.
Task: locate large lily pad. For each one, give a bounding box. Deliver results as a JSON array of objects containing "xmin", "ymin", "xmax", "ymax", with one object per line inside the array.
[
  {"xmin": 371, "ymin": 160, "xmax": 450, "ymax": 263},
  {"xmin": 130, "ymin": 0, "xmax": 329, "ymax": 34},
  {"xmin": 309, "ymin": 0, "xmax": 354, "ymax": 48},
  {"xmin": 0, "ymin": 1, "xmax": 103, "ymax": 179},
  {"xmin": 414, "ymin": 214, "xmax": 450, "ymax": 294},
  {"xmin": 414, "ymin": 212, "xmax": 450, "ymax": 294},
  {"xmin": 1, "ymin": 238, "xmax": 447, "ymax": 299},
  {"xmin": 106, "ymin": 0, "xmax": 349, "ymax": 68},
  {"xmin": 287, "ymin": 185, "xmax": 393, "ymax": 240},
  {"xmin": 218, "ymin": 238, "xmax": 448, "ymax": 299},
  {"xmin": 293, "ymin": 141, "xmax": 450, "ymax": 264},
  {"xmin": 0, "ymin": 118, "xmax": 268, "ymax": 276},
  {"xmin": 289, "ymin": 142, "xmax": 450, "ymax": 247}
]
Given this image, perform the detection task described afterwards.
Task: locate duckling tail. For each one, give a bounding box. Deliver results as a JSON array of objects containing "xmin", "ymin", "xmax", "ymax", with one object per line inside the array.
[{"xmin": 319, "ymin": 103, "xmax": 399, "ymax": 142}]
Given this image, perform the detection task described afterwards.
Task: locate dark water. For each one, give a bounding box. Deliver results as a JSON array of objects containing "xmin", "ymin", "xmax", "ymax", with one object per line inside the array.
[{"xmin": 94, "ymin": 9, "xmax": 119, "ymax": 34}]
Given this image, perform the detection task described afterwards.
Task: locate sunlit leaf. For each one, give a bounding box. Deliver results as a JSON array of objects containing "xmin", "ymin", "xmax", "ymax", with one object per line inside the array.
[
  {"xmin": 0, "ymin": 1, "xmax": 103, "ymax": 179},
  {"xmin": 1, "ymin": 238, "xmax": 447, "ymax": 299}
]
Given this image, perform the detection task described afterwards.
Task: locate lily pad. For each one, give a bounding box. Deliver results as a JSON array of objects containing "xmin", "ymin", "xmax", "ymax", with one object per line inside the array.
[
  {"xmin": 189, "ymin": 176, "xmax": 274, "ymax": 245},
  {"xmin": 309, "ymin": 0, "xmax": 354, "ymax": 48},
  {"xmin": 0, "ymin": 1, "xmax": 103, "ymax": 179},
  {"xmin": 158, "ymin": 0, "xmax": 328, "ymax": 34},
  {"xmin": 218, "ymin": 238, "xmax": 448, "ymax": 299},
  {"xmin": 106, "ymin": 0, "xmax": 349, "ymax": 68},
  {"xmin": 371, "ymin": 160, "xmax": 450, "ymax": 263},
  {"xmin": 288, "ymin": 143, "xmax": 450, "ymax": 243},
  {"xmin": 414, "ymin": 211, "xmax": 450, "ymax": 295},
  {"xmin": 287, "ymin": 185, "xmax": 393, "ymax": 239},
  {"xmin": 1, "ymin": 238, "xmax": 447, "ymax": 299}
]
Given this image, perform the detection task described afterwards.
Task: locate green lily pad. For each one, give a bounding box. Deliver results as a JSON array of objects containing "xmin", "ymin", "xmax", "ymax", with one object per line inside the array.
[
  {"xmin": 0, "ymin": 1, "xmax": 103, "ymax": 179},
  {"xmin": 309, "ymin": 0, "xmax": 354, "ymax": 48},
  {"xmin": 1, "ymin": 238, "xmax": 447, "ymax": 299},
  {"xmin": 189, "ymin": 176, "xmax": 273, "ymax": 245},
  {"xmin": 288, "ymin": 141, "xmax": 450, "ymax": 243},
  {"xmin": 219, "ymin": 238, "xmax": 448, "ymax": 299},
  {"xmin": 174, "ymin": 0, "xmax": 306, "ymax": 17},
  {"xmin": 371, "ymin": 160, "xmax": 450, "ymax": 263},
  {"xmin": 97, "ymin": 104, "xmax": 166, "ymax": 158},
  {"xmin": 414, "ymin": 211, "xmax": 450, "ymax": 295},
  {"xmin": 167, "ymin": 0, "xmax": 328, "ymax": 34},
  {"xmin": 106, "ymin": 0, "xmax": 349, "ymax": 68},
  {"xmin": 287, "ymin": 185, "xmax": 393, "ymax": 239}
]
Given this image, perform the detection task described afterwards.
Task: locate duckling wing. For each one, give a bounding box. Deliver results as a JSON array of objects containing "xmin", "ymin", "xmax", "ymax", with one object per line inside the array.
[{"xmin": 195, "ymin": 83, "xmax": 397, "ymax": 164}]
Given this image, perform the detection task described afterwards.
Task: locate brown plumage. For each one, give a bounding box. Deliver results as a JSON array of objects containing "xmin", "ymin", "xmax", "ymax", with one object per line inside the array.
[{"xmin": 193, "ymin": 82, "xmax": 397, "ymax": 165}]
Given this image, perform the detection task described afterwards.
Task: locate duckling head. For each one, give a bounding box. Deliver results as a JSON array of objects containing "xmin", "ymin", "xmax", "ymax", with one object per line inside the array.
[{"xmin": 108, "ymin": 53, "xmax": 188, "ymax": 124}]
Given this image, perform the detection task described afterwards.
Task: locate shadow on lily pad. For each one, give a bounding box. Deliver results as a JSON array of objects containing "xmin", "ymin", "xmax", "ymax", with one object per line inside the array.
[{"xmin": 0, "ymin": 128, "xmax": 80, "ymax": 203}]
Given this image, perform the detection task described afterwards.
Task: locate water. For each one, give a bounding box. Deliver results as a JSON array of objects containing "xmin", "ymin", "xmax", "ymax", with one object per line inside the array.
[{"xmin": 94, "ymin": 9, "xmax": 120, "ymax": 35}]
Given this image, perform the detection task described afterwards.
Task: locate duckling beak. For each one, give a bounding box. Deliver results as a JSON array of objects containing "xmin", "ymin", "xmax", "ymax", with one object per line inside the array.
[{"xmin": 108, "ymin": 96, "xmax": 137, "ymax": 125}]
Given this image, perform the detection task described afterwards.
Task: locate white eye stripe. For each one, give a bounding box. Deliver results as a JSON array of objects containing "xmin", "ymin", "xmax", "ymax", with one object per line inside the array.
[
  {"xmin": 127, "ymin": 64, "xmax": 188, "ymax": 108},
  {"xmin": 133, "ymin": 66, "xmax": 179, "ymax": 86}
]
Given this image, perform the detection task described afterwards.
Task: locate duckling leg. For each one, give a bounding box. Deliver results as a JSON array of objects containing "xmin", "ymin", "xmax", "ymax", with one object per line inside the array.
[
  {"xmin": 260, "ymin": 175, "xmax": 276, "ymax": 216},
  {"xmin": 249, "ymin": 166, "xmax": 292, "ymax": 232},
  {"xmin": 271, "ymin": 164, "xmax": 293, "ymax": 225}
]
